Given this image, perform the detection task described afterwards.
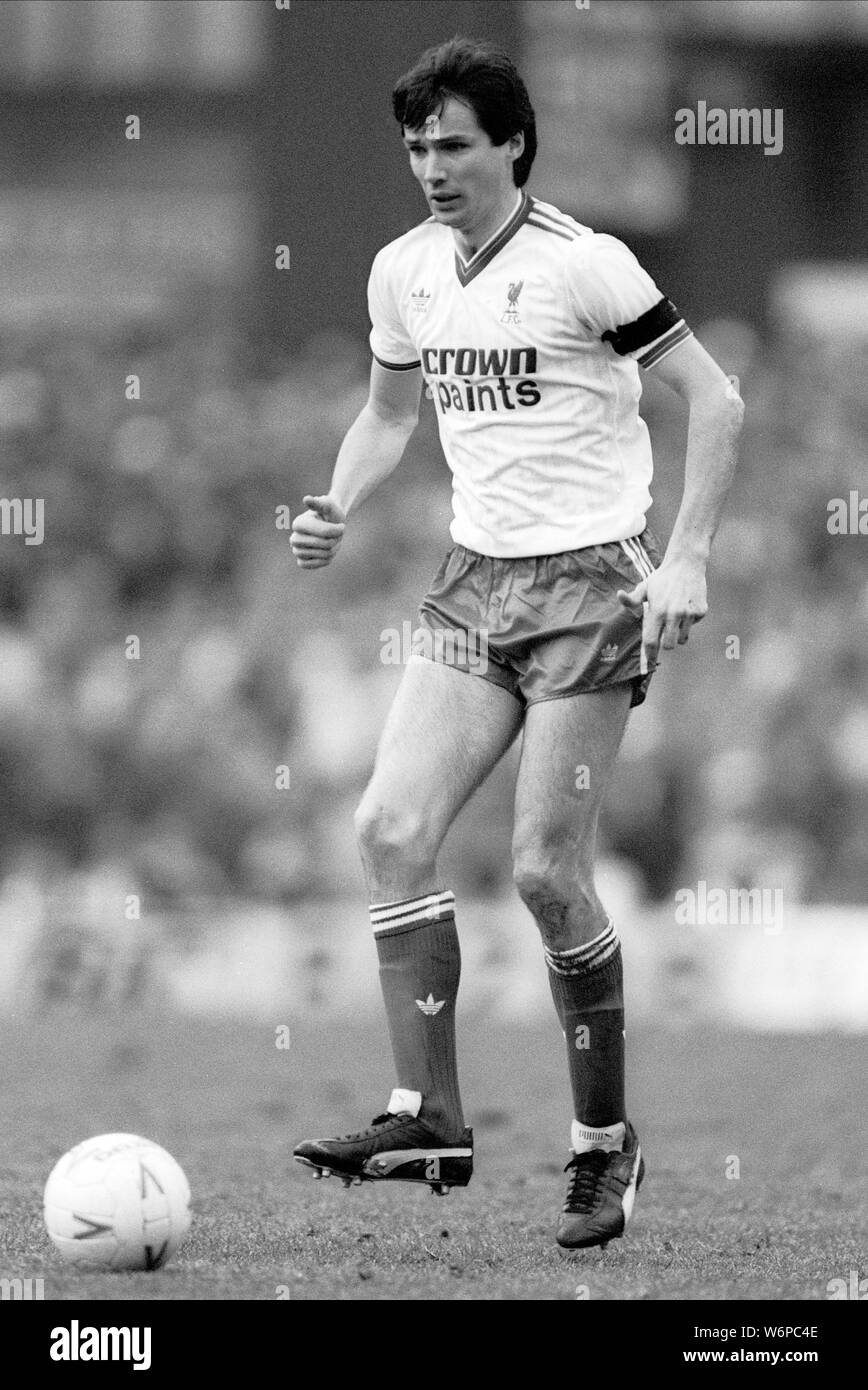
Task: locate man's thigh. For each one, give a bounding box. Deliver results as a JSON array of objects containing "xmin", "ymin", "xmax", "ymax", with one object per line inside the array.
[
  {"xmin": 513, "ymin": 685, "xmax": 633, "ymax": 865},
  {"xmin": 362, "ymin": 655, "xmax": 524, "ymax": 845}
]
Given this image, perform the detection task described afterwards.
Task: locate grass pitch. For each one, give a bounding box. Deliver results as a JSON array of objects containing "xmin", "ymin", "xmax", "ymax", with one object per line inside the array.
[{"xmin": 1, "ymin": 1008, "xmax": 864, "ymax": 1300}]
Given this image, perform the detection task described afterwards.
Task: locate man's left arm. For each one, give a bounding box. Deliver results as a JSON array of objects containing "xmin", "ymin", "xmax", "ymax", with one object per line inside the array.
[{"xmin": 617, "ymin": 335, "xmax": 745, "ymax": 664}]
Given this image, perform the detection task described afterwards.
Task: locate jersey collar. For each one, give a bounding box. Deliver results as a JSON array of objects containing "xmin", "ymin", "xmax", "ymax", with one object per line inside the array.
[{"xmin": 453, "ymin": 189, "xmax": 532, "ymax": 288}]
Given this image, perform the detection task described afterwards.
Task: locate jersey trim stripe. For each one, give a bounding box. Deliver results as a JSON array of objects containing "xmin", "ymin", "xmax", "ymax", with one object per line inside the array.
[
  {"xmin": 528, "ymin": 201, "xmax": 584, "ymax": 236},
  {"xmin": 372, "ymin": 352, "xmax": 421, "ymax": 371},
  {"xmin": 455, "ymin": 188, "xmax": 522, "ymax": 269},
  {"xmin": 638, "ymin": 323, "xmax": 693, "ymax": 369},
  {"xmin": 527, "ymin": 214, "xmax": 576, "ymax": 242},
  {"xmin": 529, "ymin": 198, "xmax": 582, "ymax": 227},
  {"xmin": 455, "ymin": 190, "xmax": 533, "ymax": 287}
]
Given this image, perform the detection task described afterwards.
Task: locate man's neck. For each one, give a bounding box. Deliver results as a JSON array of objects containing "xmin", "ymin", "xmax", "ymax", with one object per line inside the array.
[{"xmin": 454, "ymin": 188, "xmax": 522, "ymax": 261}]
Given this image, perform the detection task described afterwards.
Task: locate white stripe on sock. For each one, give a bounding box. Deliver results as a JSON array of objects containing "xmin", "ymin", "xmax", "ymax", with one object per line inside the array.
[
  {"xmin": 545, "ymin": 922, "xmax": 619, "ymax": 975},
  {"xmin": 370, "ymin": 889, "xmax": 455, "ymax": 934}
]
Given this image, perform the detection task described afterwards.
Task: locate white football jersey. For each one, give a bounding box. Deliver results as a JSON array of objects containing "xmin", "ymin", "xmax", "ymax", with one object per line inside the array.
[{"xmin": 367, "ymin": 189, "xmax": 692, "ymax": 558}]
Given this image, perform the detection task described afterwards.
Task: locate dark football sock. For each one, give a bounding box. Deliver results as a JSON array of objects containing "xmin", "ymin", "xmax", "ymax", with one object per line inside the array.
[
  {"xmin": 370, "ymin": 889, "xmax": 464, "ymax": 1140},
  {"xmin": 545, "ymin": 920, "xmax": 626, "ymax": 1129}
]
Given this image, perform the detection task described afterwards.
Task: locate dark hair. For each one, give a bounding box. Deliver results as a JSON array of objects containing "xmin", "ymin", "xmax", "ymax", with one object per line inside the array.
[{"xmin": 392, "ymin": 36, "xmax": 537, "ymax": 188}]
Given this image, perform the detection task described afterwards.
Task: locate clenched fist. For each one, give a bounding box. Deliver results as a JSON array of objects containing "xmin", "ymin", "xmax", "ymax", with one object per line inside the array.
[{"xmin": 290, "ymin": 494, "xmax": 346, "ymax": 569}]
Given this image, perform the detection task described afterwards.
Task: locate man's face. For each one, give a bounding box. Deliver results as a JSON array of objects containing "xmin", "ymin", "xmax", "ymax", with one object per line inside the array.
[{"xmin": 402, "ymin": 95, "xmax": 522, "ymax": 231}]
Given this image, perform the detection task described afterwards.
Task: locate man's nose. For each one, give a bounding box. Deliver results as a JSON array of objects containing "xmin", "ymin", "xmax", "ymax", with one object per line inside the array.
[{"xmin": 423, "ymin": 151, "xmax": 445, "ymax": 183}]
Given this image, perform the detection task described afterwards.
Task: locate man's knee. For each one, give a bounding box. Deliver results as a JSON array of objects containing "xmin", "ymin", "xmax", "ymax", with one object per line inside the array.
[
  {"xmin": 354, "ymin": 794, "xmax": 433, "ymax": 868},
  {"xmin": 512, "ymin": 858, "xmax": 595, "ymax": 915},
  {"xmin": 512, "ymin": 839, "xmax": 598, "ymax": 945}
]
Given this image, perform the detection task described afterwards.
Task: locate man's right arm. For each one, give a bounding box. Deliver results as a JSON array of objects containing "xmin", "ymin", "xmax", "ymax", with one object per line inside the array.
[
  {"xmin": 330, "ymin": 358, "xmax": 422, "ymax": 515},
  {"xmin": 290, "ymin": 358, "xmax": 422, "ymax": 569}
]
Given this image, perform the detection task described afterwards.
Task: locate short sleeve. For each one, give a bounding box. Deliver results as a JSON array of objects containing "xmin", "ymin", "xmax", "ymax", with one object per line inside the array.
[
  {"xmin": 565, "ymin": 234, "xmax": 693, "ymax": 370},
  {"xmin": 367, "ymin": 249, "xmax": 421, "ymax": 371}
]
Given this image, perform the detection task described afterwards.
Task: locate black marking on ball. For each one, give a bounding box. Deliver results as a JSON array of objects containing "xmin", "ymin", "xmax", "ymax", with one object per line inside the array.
[
  {"xmin": 145, "ymin": 1240, "xmax": 169, "ymax": 1270},
  {"xmin": 72, "ymin": 1214, "xmax": 113, "ymax": 1240},
  {"xmin": 139, "ymin": 1161, "xmax": 165, "ymax": 1199}
]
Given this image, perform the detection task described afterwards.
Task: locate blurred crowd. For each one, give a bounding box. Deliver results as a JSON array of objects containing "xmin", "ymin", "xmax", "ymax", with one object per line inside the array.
[{"xmin": 0, "ymin": 305, "xmax": 865, "ymax": 932}]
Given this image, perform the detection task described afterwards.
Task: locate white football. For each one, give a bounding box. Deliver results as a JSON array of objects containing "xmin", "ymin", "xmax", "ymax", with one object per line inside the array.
[{"xmin": 43, "ymin": 1132, "xmax": 192, "ymax": 1271}]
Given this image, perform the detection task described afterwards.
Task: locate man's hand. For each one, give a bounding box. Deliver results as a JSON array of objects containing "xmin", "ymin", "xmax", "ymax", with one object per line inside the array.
[
  {"xmin": 617, "ymin": 557, "xmax": 708, "ymax": 667},
  {"xmin": 290, "ymin": 494, "xmax": 346, "ymax": 569}
]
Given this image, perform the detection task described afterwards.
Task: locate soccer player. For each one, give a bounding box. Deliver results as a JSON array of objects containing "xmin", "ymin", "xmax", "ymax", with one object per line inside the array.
[{"xmin": 291, "ymin": 37, "xmax": 743, "ymax": 1248}]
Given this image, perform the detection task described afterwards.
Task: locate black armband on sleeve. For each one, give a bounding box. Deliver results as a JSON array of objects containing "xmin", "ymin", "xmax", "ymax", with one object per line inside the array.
[{"xmin": 601, "ymin": 297, "xmax": 682, "ymax": 355}]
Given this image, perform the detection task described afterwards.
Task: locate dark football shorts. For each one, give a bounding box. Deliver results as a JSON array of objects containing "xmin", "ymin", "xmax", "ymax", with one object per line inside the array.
[{"xmin": 412, "ymin": 528, "xmax": 663, "ymax": 709}]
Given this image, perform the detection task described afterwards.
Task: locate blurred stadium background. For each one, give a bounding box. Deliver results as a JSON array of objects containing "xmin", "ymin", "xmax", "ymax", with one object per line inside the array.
[{"xmin": 0, "ymin": 0, "xmax": 866, "ymax": 1039}]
